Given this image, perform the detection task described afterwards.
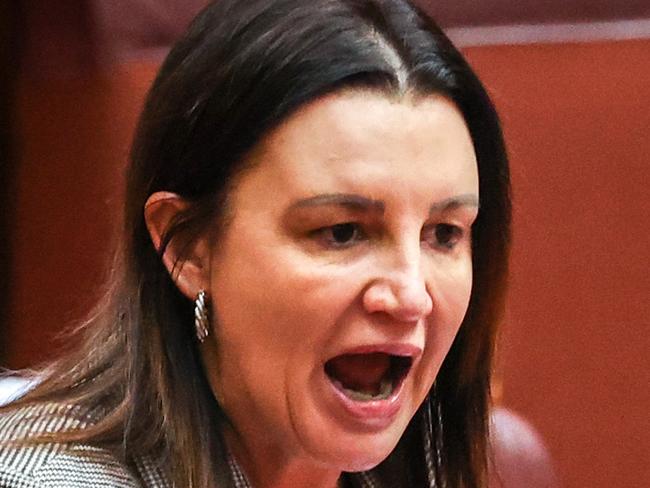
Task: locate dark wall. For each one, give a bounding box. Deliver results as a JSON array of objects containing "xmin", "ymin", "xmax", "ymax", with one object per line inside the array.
[
  {"xmin": 2, "ymin": 3, "xmax": 649, "ymax": 487},
  {"xmin": 426, "ymin": 0, "xmax": 650, "ymax": 26}
]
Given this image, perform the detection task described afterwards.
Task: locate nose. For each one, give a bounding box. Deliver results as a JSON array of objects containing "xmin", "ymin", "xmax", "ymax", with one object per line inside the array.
[{"xmin": 362, "ymin": 249, "xmax": 433, "ymax": 323}]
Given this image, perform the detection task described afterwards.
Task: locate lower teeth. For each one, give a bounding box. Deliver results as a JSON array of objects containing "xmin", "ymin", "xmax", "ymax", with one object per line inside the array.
[{"xmin": 342, "ymin": 377, "xmax": 393, "ymax": 402}]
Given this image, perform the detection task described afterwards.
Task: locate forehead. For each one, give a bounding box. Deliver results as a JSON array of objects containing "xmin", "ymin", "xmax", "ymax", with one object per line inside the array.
[{"xmin": 235, "ymin": 90, "xmax": 478, "ymax": 206}]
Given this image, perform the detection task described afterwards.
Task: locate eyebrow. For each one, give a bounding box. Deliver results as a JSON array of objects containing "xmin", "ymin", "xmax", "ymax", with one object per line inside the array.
[
  {"xmin": 287, "ymin": 193, "xmax": 385, "ymax": 213},
  {"xmin": 287, "ymin": 193, "xmax": 479, "ymax": 214},
  {"xmin": 429, "ymin": 194, "xmax": 480, "ymax": 214}
]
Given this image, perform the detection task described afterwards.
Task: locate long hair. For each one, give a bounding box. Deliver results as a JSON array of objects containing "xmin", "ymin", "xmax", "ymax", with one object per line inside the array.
[{"xmin": 2, "ymin": 1, "xmax": 510, "ymax": 487}]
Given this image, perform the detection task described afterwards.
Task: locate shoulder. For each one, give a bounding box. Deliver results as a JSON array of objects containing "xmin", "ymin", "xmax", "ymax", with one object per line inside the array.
[{"xmin": 0, "ymin": 402, "xmax": 169, "ymax": 488}]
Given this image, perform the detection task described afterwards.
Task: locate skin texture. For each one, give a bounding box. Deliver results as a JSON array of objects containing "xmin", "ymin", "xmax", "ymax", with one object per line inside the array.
[{"xmin": 147, "ymin": 90, "xmax": 479, "ymax": 488}]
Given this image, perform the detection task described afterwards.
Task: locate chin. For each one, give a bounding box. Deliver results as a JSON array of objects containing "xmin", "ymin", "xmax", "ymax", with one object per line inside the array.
[
  {"xmin": 338, "ymin": 447, "xmax": 393, "ymax": 473},
  {"xmin": 298, "ymin": 410, "xmax": 411, "ymax": 473}
]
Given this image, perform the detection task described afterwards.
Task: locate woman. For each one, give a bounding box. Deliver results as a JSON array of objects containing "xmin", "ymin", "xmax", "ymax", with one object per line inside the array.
[{"xmin": 0, "ymin": 0, "xmax": 510, "ymax": 487}]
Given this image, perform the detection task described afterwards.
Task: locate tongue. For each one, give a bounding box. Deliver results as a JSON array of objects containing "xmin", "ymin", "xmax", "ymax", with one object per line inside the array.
[{"xmin": 327, "ymin": 353, "xmax": 391, "ymax": 394}]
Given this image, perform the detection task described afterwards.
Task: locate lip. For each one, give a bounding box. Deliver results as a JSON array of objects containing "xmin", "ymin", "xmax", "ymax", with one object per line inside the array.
[
  {"xmin": 321, "ymin": 343, "xmax": 422, "ymax": 429},
  {"xmin": 332, "ymin": 343, "xmax": 423, "ymax": 358}
]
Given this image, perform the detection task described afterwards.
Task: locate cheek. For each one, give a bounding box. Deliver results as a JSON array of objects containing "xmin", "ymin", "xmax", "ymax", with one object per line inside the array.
[
  {"xmin": 418, "ymin": 260, "xmax": 473, "ymax": 379},
  {"xmin": 211, "ymin": 244, "xmax": 360, "ymax": 360},
  {"xmin": 436, "ymin": 258, "xmax": 474, "ymax": 323}
]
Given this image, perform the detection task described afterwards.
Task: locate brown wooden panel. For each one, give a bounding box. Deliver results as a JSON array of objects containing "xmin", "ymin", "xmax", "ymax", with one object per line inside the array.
[
  {"xmin": 4, "ymin": 3, "xmax": 649, "ymax": 487},
  {"xmin": 89, "ymin": 1, "xmax": 650, "ymax": 61},
  {"xmin": 422, "ymin": 0, "xmax": 650, "ymax": 27},
  {"xmin": 6, "ymin": 65, "xmax": 157, "ymax": 367},
  {"xmin": 19, "ymin": 0, "xmax": 97, "ymax": 78},
  {"xmin": 14, "ymin": 1, "xmax": 650, "ymax": 75},
  {"xmin": 464, "ymin": 39, "xmax": 650, "ymax": 488}
]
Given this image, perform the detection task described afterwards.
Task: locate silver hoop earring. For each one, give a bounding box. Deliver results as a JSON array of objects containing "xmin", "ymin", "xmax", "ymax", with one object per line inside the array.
[{"xmin": 194, "ymin": 289, "xmax": 210, "ymax": 343}]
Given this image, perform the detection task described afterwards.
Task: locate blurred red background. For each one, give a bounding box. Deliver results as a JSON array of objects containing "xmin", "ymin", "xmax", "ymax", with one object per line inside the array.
[{"xmin": 1, "ymin": 2, "xmax": 649, "ymax": 487}]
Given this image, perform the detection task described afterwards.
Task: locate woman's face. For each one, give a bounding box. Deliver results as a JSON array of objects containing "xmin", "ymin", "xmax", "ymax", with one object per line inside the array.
[{"xmin": 203, "ymin": 90, "xmax": 478, "ymax": 473}]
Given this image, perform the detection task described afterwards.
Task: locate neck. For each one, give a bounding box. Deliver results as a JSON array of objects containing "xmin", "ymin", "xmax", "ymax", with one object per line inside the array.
[{"xmin": 224, "ymin": 428, "xmax": 342, "ymax": 488}]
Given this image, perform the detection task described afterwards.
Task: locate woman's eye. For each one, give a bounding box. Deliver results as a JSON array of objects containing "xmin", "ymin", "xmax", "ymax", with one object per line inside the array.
[
  {"xmin": 314, "ymin": 223, "xmax": 364, "ymax": 248},
  {"xmin": 424, "ymin": 223, "xmax": 464, "ymax": 250}
]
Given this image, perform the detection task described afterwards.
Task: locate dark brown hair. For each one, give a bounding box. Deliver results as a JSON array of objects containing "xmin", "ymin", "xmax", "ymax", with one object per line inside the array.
[{"xmin": 2, "ymin": 1, "xmax": 510, "ymax": 487}]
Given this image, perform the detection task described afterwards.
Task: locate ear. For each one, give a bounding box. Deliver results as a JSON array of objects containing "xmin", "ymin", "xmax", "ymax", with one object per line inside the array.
[{"xmin": 144, "ymin": 191, "xmax": 210, "ymax": 301}]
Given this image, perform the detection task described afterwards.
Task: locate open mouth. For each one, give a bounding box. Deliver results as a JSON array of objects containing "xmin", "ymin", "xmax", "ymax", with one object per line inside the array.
[{"xmin": 324, "ymin": 352, "xmax": 413, "ymax": 402}]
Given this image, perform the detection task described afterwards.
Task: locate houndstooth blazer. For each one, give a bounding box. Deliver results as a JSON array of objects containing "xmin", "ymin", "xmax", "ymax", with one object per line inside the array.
[{"xmin": 0, "ymin": 402, "xmax": 382, "ymax": 488}]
